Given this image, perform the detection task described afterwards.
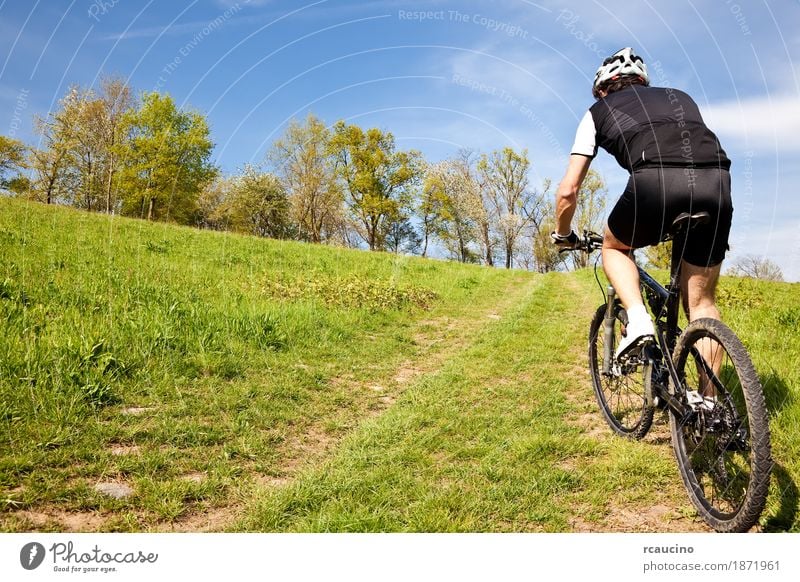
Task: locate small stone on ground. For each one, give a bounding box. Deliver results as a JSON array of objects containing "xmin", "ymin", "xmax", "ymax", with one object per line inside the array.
[{"xmin": 94, "ymin": 483, "xmax": 134, "ymax": 499}]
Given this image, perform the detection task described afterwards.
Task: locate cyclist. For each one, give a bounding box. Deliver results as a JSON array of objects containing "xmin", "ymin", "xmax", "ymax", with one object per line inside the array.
[{"xmin": 552, "ymin": 47, "xmax": 732, "ymax": 360}]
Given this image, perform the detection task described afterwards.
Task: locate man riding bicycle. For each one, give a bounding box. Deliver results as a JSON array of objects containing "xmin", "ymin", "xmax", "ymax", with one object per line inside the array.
[{"xmin": 552, "ymin": 47, "xmax": 732, "ymax": 360}]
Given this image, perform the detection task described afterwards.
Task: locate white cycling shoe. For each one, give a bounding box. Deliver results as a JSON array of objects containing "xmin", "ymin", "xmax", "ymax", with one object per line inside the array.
[
  {"xmin": 687, "ymin": 390, "xmax": 717, "ymax": 412},
  {"xmin": 615, "ymin": 315, "xmax": 655, "ymax": 360}
]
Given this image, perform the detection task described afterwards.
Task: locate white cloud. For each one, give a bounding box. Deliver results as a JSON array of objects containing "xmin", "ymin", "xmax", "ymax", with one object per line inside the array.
[
  {"xmin": 440, "ymin": 44, "xmax": 585, "ymax": 120},
  {"xmin": 701, "ymin": 94, "xmax": 800, "ymax": 151}
]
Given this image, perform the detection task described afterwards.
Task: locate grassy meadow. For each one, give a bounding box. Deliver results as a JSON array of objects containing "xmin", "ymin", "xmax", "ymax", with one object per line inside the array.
[{"xmin": 0, "ymin": 196, "xmax": 798, "ymax": 532}]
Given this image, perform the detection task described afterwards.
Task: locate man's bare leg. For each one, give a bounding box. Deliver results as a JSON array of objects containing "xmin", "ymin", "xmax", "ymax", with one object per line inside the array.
[
  {"xmin": 681, "ymin": 261, "xmax": 723, "ymax": 397},
  {"xmin": 602, "ymin": 227, "xmax": 644, "ymax": 310},
  {"xmin": 602, "ymin": 227, "xmax": 655, "ymax": 355}
]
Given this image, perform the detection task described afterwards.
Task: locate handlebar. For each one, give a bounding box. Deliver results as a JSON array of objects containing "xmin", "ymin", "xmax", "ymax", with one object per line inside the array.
[{"xmin": 559, "ymin": 230, "xmax": 604, "ymax": 254}]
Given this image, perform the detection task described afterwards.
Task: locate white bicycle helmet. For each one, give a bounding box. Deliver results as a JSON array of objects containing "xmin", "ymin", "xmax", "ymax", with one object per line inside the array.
[{"xmin": 593, "ymin": 47, "xmax": 649, "ymax": 94}]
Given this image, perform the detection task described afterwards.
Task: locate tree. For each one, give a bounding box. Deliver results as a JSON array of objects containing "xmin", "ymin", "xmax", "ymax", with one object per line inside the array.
[
  {"xmin": 28, "ymin": 78, "xmax": 134, "ymax": 210},
  {"xmin": 53, "ymin": 85, "xmax": 105, "ymax": 211},
  {"xmin": 97, "ymin": 76, "xmax": 134, "ymax": 213},
  {"xmin": 385, "ymin": 216, "xmax": 422, "ymax": 255},
  {"xmin": 117, "ymin": 92, "xmax": 217, "ymax": 223},
  {"xmin": 29, "ymin": 142, "xmax": 71, "ymax": 205},
  {"xmin": 30, "ymin": 108, "xmax": 72, "ymax": 205},
  {"xmin": 570, "ymin": 169, "xmax": 607, "ymax": 269},
  {"xmin": 223, "ymin": 166, "xmax": 293, "ymax": 238},
  {"xmin": 726, "ymin": 255, "xmax": 784, "ymax": 282},
  {"xmin": 0, "ymin": 135, "xmax": 27, "ymax": 191},
  {"xmin": 269, "ymin": 113, "xmax": 343, "ymax": 243},
  {"xmin": 417, "ymin": 162, "xmax": 447, "ymax": 258},
  {"xmin": 478, "ymin": 147, "xmax": 540, "ymax": 269},
  {"xmin": 424, "ymin": 158, "xmax": 480, "ymax": 263},
  {"xmin": 197, "ymin": 177, "xmax": 230, "ymax": 231},
  {"xmin": 643, "ymin": 241, "xmax": 672, "ymax": 270},
  {"xmin": 530, "ymin": 200, "xmax": 567, "ymax": 273},
  {"xmin": 329, "ymin": 121, "xmax": 421, "ymax": 251}
]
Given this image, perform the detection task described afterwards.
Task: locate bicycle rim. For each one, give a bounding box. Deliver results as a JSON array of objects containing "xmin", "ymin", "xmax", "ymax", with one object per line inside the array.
[
  {"xmin": 670, "ymin": 318, "xmax": 772, "ymax": 532},
  {"xmin": 589, "ymin": 304, "xmax": 654, "ymax": 439}
]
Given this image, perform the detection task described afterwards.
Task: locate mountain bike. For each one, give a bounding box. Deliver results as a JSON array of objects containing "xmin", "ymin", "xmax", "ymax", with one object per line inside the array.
[{"xmin": 568, "ymin": 212, "xmax": 772, "ymax": 532}]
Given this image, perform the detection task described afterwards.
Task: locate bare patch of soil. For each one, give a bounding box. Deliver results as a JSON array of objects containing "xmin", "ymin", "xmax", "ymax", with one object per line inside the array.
[
  {"xmin": 168, "ymin": 507, "xmax": 238, "ymax": 533},
  {"xmin": 120, "ymin": 407, "xmax": 155, "ymax": 416},
  {"xmin": 180, "ymin": 472, "xmax": 206, "ymax": 483},
  {"xmin": 602, "ymin": 503, "xmax": 709, "ymax": 532},
  {"xmin": 109, "ymin": 444, "xmax": 140, "ymax": 456},
  {"xmin": 12, "ymin": 509, "xmax": 108, "ymax": 532}
]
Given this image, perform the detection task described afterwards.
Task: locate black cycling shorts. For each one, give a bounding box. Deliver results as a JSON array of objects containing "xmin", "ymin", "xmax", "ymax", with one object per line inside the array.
[{"xmin": 607, "ymin": 167, "xmax": 733, "ymax": 267}]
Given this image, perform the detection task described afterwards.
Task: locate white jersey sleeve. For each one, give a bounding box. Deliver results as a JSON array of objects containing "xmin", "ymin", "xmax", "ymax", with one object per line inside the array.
[{"xmin": 570, "ymin": 110, "xmax": 597, "ymax": 158}]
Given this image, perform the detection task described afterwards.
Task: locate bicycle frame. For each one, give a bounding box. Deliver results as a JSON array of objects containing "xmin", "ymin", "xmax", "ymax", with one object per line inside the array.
[
  {"xmin": 635, "ymin": 233, "xmax": 695, "ymax": 421},
  {"xmin": 579, "ymin": 214, "xmax": 710, "ymax": 422}
]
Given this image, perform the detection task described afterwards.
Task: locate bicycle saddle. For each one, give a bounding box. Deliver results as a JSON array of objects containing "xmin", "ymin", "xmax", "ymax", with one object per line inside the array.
[{"xmin": 670, "ymin": 211, "xmax": 710, "ymax": 233}]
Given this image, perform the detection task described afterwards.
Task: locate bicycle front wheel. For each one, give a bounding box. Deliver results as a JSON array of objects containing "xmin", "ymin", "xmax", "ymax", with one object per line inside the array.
[
  {"xmin": 589, "ymin": 303, "xmax": 654, "ymax": 439},
  {"xmin": 670, "ymin": 318, "xmax": 772, "ymax": 532}
]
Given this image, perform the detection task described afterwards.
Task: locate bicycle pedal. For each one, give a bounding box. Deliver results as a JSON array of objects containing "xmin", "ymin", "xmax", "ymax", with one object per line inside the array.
[{"xmin": 616, "ymin": 335, "xmax": 655, "ymax": 363}]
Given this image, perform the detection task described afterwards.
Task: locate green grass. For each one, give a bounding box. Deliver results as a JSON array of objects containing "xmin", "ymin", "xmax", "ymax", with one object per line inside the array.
[{"xmin": 1, "ymin": 196, "xmax": 798, "ymax": 532}]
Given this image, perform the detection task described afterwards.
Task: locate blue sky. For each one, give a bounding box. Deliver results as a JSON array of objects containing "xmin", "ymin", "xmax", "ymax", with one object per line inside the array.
[{"xmin": 1, "ymin": 0, "xmax": 798, "ymax": 279}]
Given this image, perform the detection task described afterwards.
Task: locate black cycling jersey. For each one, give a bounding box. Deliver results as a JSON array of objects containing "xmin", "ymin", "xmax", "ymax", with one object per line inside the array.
[{"xmin": 573, "ymin": 85, "xmax": 731, "ymax": 173}]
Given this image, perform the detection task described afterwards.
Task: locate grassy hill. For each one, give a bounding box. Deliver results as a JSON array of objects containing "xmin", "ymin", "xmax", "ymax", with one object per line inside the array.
[{"xmin": 1, "ymin": 197, "xmax": 797, "ymax": 532}]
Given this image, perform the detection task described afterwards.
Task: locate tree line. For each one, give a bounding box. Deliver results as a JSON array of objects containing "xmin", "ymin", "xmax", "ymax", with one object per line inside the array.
[{"xmin": 1, "ymin": 76, "xmax": 608, "ymax": 272}]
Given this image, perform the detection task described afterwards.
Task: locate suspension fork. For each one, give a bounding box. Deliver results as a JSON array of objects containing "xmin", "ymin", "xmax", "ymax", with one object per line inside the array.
[{"xmin": 602, "ymin": 286, "xmax": 617, "ymax": 375}]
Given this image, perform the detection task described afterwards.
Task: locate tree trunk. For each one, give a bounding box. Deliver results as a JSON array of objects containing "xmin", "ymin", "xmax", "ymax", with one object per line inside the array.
[
  {"xmin": 147, "ymin": 197, "xmax": 155, "ymax": 221},
  {"xmin": 105, "ymin": 155, "xmax": 114, "ymax": 214},
  {"xmin": 368, "ymin": 216, "xmax": 378, "ymax": 250},
  {"xmin": 482, "ymin": 223, "xmax": 493, "ymax": 266},
  {"xmin": 86, "ymin": 153, "xmax": 93, "ymax": 211}
]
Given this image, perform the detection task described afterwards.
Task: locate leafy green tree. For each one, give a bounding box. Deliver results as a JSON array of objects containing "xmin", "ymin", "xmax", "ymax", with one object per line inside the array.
[
  {"xmin": 0, "ymin": 135, "xmax": 27, "ymax": 191},
  {"xmin": 530, "ymin": 207, "xmax": 567, "ymax": 273},
  {"xmin": 50, "ymin": 85, "xmax": 105, "ymax": 211},
  {"xmin": 117, "ymin": 92, "xmax": 216, "ymax": 223},
  {"xmin": 29, "ymin": 141, "xmax": 71, "ymax": 205},
  {"xmin": 644, "ymin": 241, "xmax": 672, "ymax": 270},
  {"xmin": 329, "ymin": 121, "xmax": 422, "ymax": 251},
  {"xmin": 29, "ymin": 78, "xmax": 133, "ymax": 210},
  {"xmin": 224, "ymin": 166, "xmax": 293, "ymax": 239},
  {"xmin": 385, "ymin": 215, "xmax": 422, "ymax": 255},
  {"xmin": 269, "ymin": 113, "xmax": 343, "ymax": 243},
  {"xmin": 417, "ymin": 163, "xmax": 448, "ymax": 258},
  {"xmin": 197, "ymin": 176, "xmax": 230, "ymax": 231}
]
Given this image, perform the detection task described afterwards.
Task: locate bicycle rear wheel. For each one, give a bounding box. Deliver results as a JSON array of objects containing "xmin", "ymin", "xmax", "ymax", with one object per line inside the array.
[
  {"xmin": 670, "ymin": 318, "xmax": 772, "ymax": 532},
  {"xmin": 589, "ymin": 303, "xmax": 654, "ymax": 439}
]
